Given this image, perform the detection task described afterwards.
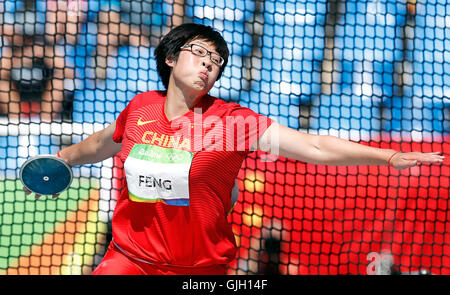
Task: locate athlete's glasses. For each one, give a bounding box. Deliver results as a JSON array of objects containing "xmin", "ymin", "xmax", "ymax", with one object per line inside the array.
[{"xmin": 180, "ymin": 44, "xmax": 224, "ymax": 67}]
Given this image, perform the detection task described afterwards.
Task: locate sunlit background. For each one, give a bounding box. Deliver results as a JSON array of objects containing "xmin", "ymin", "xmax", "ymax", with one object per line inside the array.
[{"xmin": 0, "ymin": 0, "xmax": 449, "ymax": 275}]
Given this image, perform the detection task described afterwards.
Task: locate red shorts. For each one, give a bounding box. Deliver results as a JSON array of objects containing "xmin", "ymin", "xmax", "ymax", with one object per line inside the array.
[{"xmin": 91, "ymin": 242, "xmax": 228, "ymax": 275}]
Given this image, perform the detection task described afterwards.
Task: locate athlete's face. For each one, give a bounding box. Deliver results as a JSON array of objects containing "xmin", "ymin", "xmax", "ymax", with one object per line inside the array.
[{"xmin": 166, "ymin": 38, "xmax": 222, "ymax": 95}]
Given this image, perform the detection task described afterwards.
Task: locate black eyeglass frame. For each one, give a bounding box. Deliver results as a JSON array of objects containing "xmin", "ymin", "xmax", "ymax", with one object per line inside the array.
[{"xmin": 180, "ymin": 43, "xmax": 225, "ymax": 67}]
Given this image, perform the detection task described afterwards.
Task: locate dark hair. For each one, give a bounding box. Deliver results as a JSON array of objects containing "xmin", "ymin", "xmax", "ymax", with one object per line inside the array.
[{"xmin": 154, "ymin": 23, "xmax": 229, "ymax": 89}]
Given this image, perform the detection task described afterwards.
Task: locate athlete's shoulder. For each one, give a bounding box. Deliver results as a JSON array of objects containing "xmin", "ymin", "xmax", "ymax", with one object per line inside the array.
[
  {"xmin": 205, "ymin": 95, "xmax": 244, "ymax": 115},
  {"xmin": 208, "ymin": 95, "xmax": 265, "ymax": 119},
  {"xmin": 128, "ymin": 90, "xmax": 167, "ymax": 110}
]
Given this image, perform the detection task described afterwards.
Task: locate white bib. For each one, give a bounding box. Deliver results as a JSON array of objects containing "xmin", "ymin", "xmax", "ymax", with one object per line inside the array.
[{"xmin": 124, "ymin": 144, "xmax": 193, "ymax": 206}]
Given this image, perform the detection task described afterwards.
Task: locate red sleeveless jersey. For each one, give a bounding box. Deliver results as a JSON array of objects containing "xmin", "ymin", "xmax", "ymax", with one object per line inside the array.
[{"xmin": 112, "ymin": 90, "xmax": 273, "ymax": 268}]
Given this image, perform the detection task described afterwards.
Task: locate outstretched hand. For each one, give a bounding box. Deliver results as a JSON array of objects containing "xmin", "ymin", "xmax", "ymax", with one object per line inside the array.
[
  {"xmin": 22, "ymin": 152, "xmax": 62, "ymax": 200},
  {"xmin": 24, "ymin": 186, "xmax": 59, "ymax": 200},
  {"xmin": 390, "ymin": 152, "xmax": 445, "ymax": 170}
]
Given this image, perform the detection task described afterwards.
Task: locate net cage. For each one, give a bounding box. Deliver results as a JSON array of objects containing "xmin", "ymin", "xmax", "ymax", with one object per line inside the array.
[{"xmin": 0, "ymin": 0, "xmax": 449, "ymax": 275}]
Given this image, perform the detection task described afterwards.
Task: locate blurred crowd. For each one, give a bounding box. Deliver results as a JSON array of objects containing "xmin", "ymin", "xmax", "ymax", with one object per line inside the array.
[
  {"xmin": 0, "ymin": 0, "xmax": 184, "ymax": 122},
  {"xmin": 0, "ymin": 0, "xmax": 447, "ymax": 132}
]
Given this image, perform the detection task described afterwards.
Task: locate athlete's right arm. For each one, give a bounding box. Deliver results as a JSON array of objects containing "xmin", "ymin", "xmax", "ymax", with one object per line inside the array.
[{"xmin": 58, "ymin": 121, "xmax": 122, "ymax": 167}]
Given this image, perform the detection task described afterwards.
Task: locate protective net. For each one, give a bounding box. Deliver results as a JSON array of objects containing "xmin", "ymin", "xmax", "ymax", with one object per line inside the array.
[{"xmin": 0, "ymin": 0, "xmax": 449, "ymax": 275}]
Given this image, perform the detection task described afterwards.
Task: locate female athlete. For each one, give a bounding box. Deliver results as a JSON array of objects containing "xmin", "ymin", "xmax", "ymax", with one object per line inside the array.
[{"xmin": 25, "ymin": 23, "xmax": 444, "ymax": 275}]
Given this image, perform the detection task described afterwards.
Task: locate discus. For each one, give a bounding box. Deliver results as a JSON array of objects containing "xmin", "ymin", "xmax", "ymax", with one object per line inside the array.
[{"xmin": 20, "ymin": 155, "xmax": 73, "ymax": 196}]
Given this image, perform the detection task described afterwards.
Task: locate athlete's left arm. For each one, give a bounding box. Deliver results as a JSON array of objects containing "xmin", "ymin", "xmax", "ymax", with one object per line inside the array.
[
  {"xmin": 59, "ymin": 121, "xmax": 122, "ymax": 167},
  {"xmin": 254, "ymin": 122, "xmax": 444, "ymax": 170}
]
